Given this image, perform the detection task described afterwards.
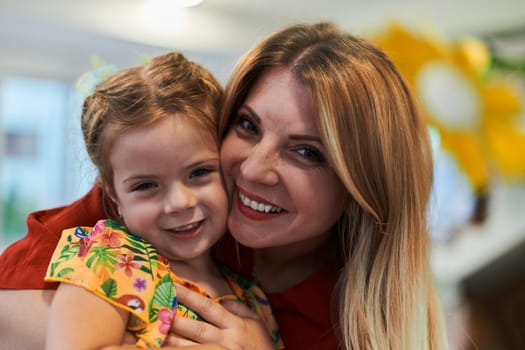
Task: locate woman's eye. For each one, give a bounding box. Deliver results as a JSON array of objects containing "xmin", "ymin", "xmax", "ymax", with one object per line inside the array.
[
  {"xmin": 296, "ymin": 146, "xmax": 326, "ymax": 163},
  {"xmin": 235, "ymin": 114, "xmax": 258, "ymax": 135},
  {"xmin": 132, "ymin": 182, "xmax": 157, "ymax": 191}
]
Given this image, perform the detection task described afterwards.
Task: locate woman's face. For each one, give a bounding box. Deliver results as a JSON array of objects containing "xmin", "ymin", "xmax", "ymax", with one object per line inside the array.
[{"xmin": 220, "ymin": 67, "xmax": 346, "ymax": 250}]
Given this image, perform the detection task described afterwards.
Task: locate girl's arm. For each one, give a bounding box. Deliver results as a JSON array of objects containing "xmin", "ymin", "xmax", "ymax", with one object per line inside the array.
[
  {"xmin": 47, "ymin": 284, "xmax": 228, "ymax": 350},
  {"xmin": 46, "ymin": 283, "xmax": 129, "ymax": 350}
]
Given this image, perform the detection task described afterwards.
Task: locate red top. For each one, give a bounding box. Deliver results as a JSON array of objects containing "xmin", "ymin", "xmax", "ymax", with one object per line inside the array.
[{"xmin": 0, "ymin": 185, "xmax": 340, "ymax": 349}]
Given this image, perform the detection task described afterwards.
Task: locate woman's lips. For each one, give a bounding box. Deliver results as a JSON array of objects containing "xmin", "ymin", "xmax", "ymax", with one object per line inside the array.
[{"xmin": 236, "ymin": 189, "xmax": 286, "ymax": 221}]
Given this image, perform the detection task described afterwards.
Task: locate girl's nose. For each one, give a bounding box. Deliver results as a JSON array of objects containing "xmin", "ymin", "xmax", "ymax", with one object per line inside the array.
[
  {"xmin": 164, "ymin": 183, "xmax": 196, "ymax": 214},
  {"xmin": 239, "ymin": 141, "xmax": 279, "ymax": 186}
]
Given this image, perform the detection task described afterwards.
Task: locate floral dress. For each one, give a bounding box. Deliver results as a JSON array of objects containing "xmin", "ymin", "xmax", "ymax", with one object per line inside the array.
[{"xmin": 45, "ymin": 219, "xmax": 283, "ymax": 349}]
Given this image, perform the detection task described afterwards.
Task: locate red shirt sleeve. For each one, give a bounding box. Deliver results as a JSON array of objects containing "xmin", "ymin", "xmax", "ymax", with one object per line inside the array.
[{"xmin": 0, "ymin": 185, "xmax": 106, "ymax": 289}]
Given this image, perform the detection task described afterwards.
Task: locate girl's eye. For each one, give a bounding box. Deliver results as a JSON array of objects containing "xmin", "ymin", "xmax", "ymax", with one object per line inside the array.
[
  {"xmin": 190, "ymin": 167, "xmax": 213, "ymax": 179},
  {"xmin": 295, "ymin": 146, "xmax": 326, "ymax": 163},
  {"xmin": 132, "ymin": 182, "xmax": 157, "ymax": 191}
]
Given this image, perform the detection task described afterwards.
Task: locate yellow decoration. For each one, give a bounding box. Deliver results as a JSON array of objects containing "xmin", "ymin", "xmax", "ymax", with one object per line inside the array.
[{"xmin": 373, "ymin": 23, "xmax": 525, "ymax": 191}]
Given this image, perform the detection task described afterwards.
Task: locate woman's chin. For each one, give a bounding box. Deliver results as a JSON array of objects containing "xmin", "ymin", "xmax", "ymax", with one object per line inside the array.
[{"xmin": 228, "ymin": 217, "xmax": 269, "ymax": 249}]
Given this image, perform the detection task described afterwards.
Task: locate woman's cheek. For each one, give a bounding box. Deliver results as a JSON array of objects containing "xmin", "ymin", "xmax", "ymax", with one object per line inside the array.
[{"xmin": 220, "ymin": 135, "xmax": 240, "ymax": 184}]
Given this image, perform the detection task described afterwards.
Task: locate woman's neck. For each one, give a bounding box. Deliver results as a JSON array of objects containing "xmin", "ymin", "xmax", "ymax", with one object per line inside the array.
[{"xmin": 253, "ymin": 234, "xmax": 338, "ymax": 293}]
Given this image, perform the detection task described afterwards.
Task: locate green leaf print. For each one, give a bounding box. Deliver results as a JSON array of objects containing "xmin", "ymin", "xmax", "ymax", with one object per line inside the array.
[
  {"xmin": 48, "ymin": 261, "xmax": 59, "ymax": 276},
  {"xmin": 125, "ymin": 235, "xmax": 148, "ymax": 249},
  {"xmin": 149, "ymin": 305, "xmax": 159, "ymax": 322},
  {"xmin": 125, "ymin": 235, "xmax": 158, "ymax": 258},
  {"xmin": 121, "ymin": 245, "xmax": 151, "ymax": 257},
  {"xmin": 86, "ymin": 246, "xmax": 117, "ymax": 274},
  {"xmin": 58, "ymin": 240, "xmax": 80, "ymax": 262},
  {"xmin": 48, "ymin": 242, "xmax": 79, "ymax": 276},
  {"xmin": 151, "ymin": 274, "xmax": 176, "ymax": 310},
  {"xmin": 105, "ymin": 219, "xmax": 125, "ymax": 231},
  {"xmin": 121, "ymin": 234, "xmax": 158, "ymax": 280},
  {"xmin": 178, "ymin": 304, "xmax": 201, "ymax": 320},
  {"xmin": 139, "ymin": 265, "xmax": 153, "ymax": 276},
  {"xmin": 100, "ymin": 278, "xmax": 118, "ymax": 298},
  {"xmin": 55, "ymin": 267, "xmax": 74, "ymax": 278}
]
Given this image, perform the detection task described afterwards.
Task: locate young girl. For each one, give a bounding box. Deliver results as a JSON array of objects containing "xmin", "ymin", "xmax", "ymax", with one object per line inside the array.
[{"xmin": 44, "ymin": 52, "xmax": 282, "ymax": 350}]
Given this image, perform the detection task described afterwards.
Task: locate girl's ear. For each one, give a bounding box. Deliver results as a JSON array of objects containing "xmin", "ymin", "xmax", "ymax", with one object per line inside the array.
[
  {"xmin": 103, "ymin": 183, "xmax": 118, "ymax": 205},
  {"xmin": 95, "ymin": 177, "xmax": 122, "ymax": 221},
  {"xmin": 103, "ymin": 183, "xmax": 123, "ymax": 219}
]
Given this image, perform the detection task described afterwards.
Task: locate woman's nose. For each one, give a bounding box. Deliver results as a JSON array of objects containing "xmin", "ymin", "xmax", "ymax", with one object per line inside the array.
[
  {"xmin": 164, "ymin": 184, "xmax": 196, "ymax": 213},
  {"xmin": 239, "ymin": 142, "xmax": 279, "ymax": 186}
]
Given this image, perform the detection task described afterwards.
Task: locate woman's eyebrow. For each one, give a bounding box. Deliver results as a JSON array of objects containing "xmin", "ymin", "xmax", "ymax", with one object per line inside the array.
[
  {"xmin": 242, "ymin": 104, "xmax": 322, "ymax": 143},
  {"xmin": 240, "ymin": 105, "xmax": 261, "ymax": 124},
  {"xmin": 289, "ymin": 134, "xmax": 322, "ymax": 143}
]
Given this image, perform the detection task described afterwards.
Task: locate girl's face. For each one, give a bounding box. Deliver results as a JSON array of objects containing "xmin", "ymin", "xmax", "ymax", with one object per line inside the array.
[
  {"xmin": 109, "ymin": 116, "xmax": 228, "ymax": 264},
  {"xmin": 220, "ymin": 67, "xmax": 346, "ymax": 250}
]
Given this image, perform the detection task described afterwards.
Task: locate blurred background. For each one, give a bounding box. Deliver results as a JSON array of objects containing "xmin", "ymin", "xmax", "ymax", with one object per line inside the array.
[{"xmin": 1, "ymin": 0, "xmax": 524, "ymax": 348}]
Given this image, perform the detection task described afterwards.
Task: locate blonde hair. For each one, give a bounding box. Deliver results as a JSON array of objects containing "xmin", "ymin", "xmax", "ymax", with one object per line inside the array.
[
  {"xmin": 81, "ymin": 52, "xmax": 223, "ymax": 216},
  {"xmin": 219, "ymin": 22, "xmax": 448, "ymax": 350}
]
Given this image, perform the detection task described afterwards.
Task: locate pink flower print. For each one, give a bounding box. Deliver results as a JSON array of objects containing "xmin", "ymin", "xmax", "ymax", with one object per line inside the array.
[
  {"xmin": 133, "ymin": 277, "xmax": 147, "ymax": 292},
  {"xmin": 77, "ymin": 236, "xmax": 94, "ymax": 257},
  {"xmin": 158, "ymin": 308, "xmax": 174, "ymax": 335},
  {"xmin": 115, "ymin": 253, "xmax": 140, "ymax": 277},
  {"xmin": 98, "ymin": 227, "xmax": 122, "ymax": 248},
  {"xmin": 92, "ymin": 220, "xmax": 106, "ymax": 235}
]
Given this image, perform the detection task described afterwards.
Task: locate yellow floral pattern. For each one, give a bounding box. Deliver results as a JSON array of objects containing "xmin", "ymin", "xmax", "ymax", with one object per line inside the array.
[{"xmin": 45, "ymin": 219, "xmax": 283, "ymax": 349}]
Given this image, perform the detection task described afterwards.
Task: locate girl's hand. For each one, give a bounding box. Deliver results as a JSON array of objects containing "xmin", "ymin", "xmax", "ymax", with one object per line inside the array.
[{"xmin": 165, "ymin": 283, "xmax": 274, "ymax": 350}]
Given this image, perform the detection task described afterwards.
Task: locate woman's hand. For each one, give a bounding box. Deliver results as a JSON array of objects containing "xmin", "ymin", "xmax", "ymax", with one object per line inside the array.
[
  {"xmin": 104, "ymin": 345, "xmax": 226, "ymax": 350},
  {"xmin": 0, "ymin": 289, "xmax": 54, "ymax": 349},
  {"xmin": 165, "ymin": 283, "xmax": 274, "ymax": 350}
]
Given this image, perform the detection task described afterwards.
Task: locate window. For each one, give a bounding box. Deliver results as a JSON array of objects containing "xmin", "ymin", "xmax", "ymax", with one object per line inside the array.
[{"xmin": 0, "ymin": 76, "xmax": 95, "ymax": 251}]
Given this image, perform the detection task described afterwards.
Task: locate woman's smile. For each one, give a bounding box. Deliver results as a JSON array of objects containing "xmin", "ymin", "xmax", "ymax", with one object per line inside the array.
[{"xmin": 236, "ymin": 188, "xmax": 286, "ymax": 221}]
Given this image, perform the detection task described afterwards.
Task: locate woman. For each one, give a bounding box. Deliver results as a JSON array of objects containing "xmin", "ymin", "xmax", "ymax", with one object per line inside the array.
[
  {"xmin": 168, "ymin": 21, "xmax": 448, "ymax": 350},
  {"xmin": 0, "ymin": 22, "xmax": 447, "ymax": 349}
]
